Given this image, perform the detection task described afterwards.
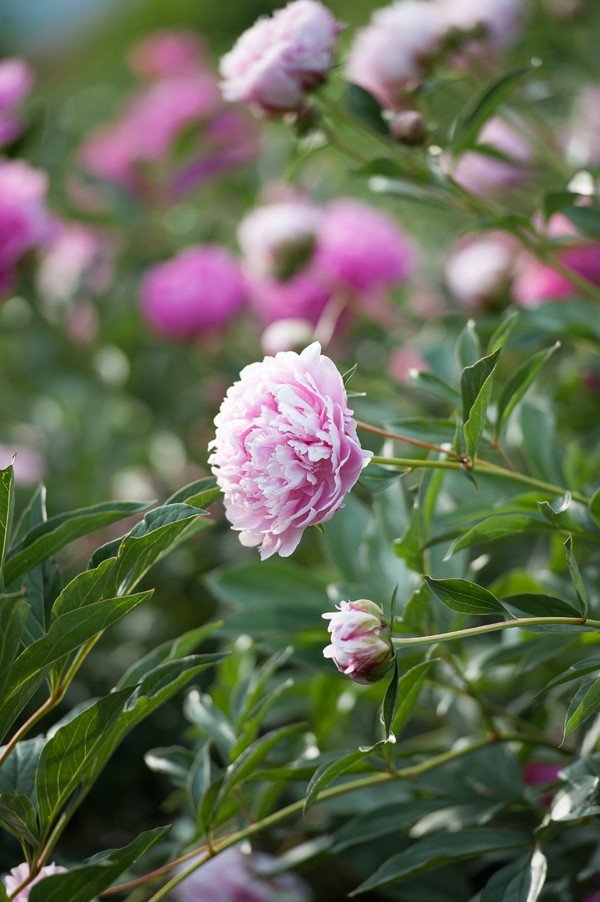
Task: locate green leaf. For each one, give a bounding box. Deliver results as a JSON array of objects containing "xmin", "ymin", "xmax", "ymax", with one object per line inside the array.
[
  {"xmin": 0, "ymin": 464, "xmax": 15, "ymax": 589},
  {"xmin": 350, "ymin": 828, "xmax": 531, "ymax": 894},
  {"xmin": 117, "ymin": 622, "xmax": 222, "ymax": 688},
  {"xmin": 304, "ymin": 745, "xmax": 381, "ymax": 815},
  {"xmin": 51, "ymin": 558, "xmax": 117, "ymax": 618},
  {"xmin": 590, "ymin": 487, "xmax": 600, "ymax": 529},
  {"xmin": 183, "ymin": 689, "xmax": 236, "ymax": 761},
  {"xmin": 564, "ymin": 535, "xmax": 589, "ymax": 619},
  {"xmin": 457, "ymin": 320, "xmax": 481, "ymax": 370},
  {"xmin": 496, "ymin": 343, "xmax": 560, "ymax": 437},
  {"xmin": 393, "ymin": 496, "xmax": 424, "ymax": 573},
  {"xmin": 36, "ymin": 687, "xmax": 135, "ymax": 832},
  {"xmin": 451, "ymin": 61, "xmax": 540, "ymax": 152},
  {"xmin": 424, "ymin": 576, "xmax": 507, "ymax": 616},
  {"xmin": 5, "ymin": 500, "xmax": 151, "ymax": 588},
  {"xmin": 333, "ymin": 800, "xmax": 442, "ymax": 852},
  {"xmin": 481, "ymin": 849, "xmax": 547, "ymax": 902},
  {"xmin": 408, "ymin": 370, "xmax": 461, "ymax": 407},
  {"xmin": 487, "ymin": 312, "xmax": 519, "ymax": 355},
  {"xmin": 27, "ymin": 826, "xmax": 170, "ymax": 902},
  {"xmin": 444, "ymin": 513, "xmax": 552, "ymax": 558},
  {"xmin": 0, "ymin": 792, "xmax": 39, "ymax": 845},
  {"xmin": 0, "ymin": 883, "xmax": 8, "ymax": 902},
  {"xmin": 542, "ymin": 191, "xmax": 578, "ymax": 221},
  {"xmin": 20, "ymin": 557, "xmax": 62, "ymax": 645},
  {"xmin": 344, "ymin": 83, "xmax": 389, "ymax": 136},
  {"xmin": 501, "ymin": 593, "xmax": 580, "ymax": 627},
  {"xmin": 144, "ymin": 746, "xmax": 194, "ymax": 788},
  {"xmin": 0, "ymin": 736, "xmax": 44, "ymax": 799},
  {"xmin": 0, "ymin": 593, "xmax": 29, "ymax": 701},
  {"xmin": 391, "ymin": 658, "xmax": 438, "ymax": 737},
  {"xmin": 187, "ymin": 741, "xmax": 212, "ymax": 813},
  {"xmin": 381, "ymin": 658, "xmax": 399, "ymax": 740},
  {"xmin": 461, "ymin": 348, "xmax": 501, "ymax": 458},
  {"xmin": 544, "ymin": 657, "xmax": 600, "ymax": 692},
  {"xmin": 563, "ymin": 677, "xmax": 600, "ymax": 740},
  {"xmin": 220, "ymin": 723, "xmax": 302, "ymax": 803},
  {"xmin": 562, "ymin": 204, "xmax": 600, "ymax": 239},
  {"xmin": 166, "ymin": 477, "xmax": 221, "ymax": 510}
]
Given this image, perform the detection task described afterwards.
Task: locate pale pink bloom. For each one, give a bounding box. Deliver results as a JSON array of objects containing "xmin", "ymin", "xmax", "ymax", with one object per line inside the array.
[
  {"xmin": 140, "ymin": 245, "xmax": 246, "ymax": 340},
  {"xmin": 261, "ymin": 317, "xmax": 314, "ymax": 354},
  {"xmin": 128, "ymin": 30, "xmax": 206, "ymax": 79},
  {"xmin": 439, "ymin": 0, "xmax": 524, "ymax": 49},
  {"xmin": 345, "ymin": 1, "xmax": 444, "ymax": 109},
  {"xmin": 3, "ymin": 863, "xmax": 67, "ymax": 900},
  {"xmin": 220, "ymin": 0, "xmax": 341, "ymax": 114},
  {"xmin": 444, "ymin": 231, "xmax": 518, "ymax": 311},
  {"xmin": 315, "ymin": 198, "xmax": 416, "ymax": 293},
  {"xmin": 209, "ymin": 342, "xmax": 372, "ymax": 559},
  {"xmin": 0, "ymin": 158, "xmax": 50, "ymax": 270},
  {"xmin": 0, "ymin": 443, "xmax": 45, "ymax": 484},
  {"xmin": 37, "ymin": 219, "xmax": 114, "ymax": 304},
  {"xmin": 450, "ymin": 116, "xmax": 532, "ymax": 197},
  {"xmin": 323, "ymin": 599, "xmax": 394, "ymax": 684},
  {"xmin": 0, "ymin": 58, "xmax": 34, "ymax": 111},
  {"xmin": 238, "ymin": 201, "xmax": 321, "ymax": 278},
  {"xmin": 175, "ymin": 846, "xmax": 311, "ymax": 902},
  {"xmin": 247, "ymin": 269, "xmax": 331, "ymax": 326}
]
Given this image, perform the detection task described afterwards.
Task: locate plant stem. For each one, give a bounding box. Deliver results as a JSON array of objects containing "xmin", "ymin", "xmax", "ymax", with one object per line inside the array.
[
  {"xmin": 136, "ymin": 731, "xmax": 550, "ymax": 902},
  {"xmin": 357, "ymin": 420, "xmax": 459, "ymax": 457},
  {"xmin": 392, "ymin": 616, "xmax": 598, "ymax": 649},
  {"xmin": 370, "ymin": 455, "xmax": 589, "ymax": 505}
]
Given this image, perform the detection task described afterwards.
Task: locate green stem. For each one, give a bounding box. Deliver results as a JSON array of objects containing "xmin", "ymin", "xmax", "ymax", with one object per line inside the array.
[
  {"xmin": 370, "ymin": 455, "xmax": 589, "ymax": 505},
  {"xmin": 357, "ymin": 420, "xmax": 459, "ymax": 458},
  {"xmin": 393, "ymin": 616, "xmax": 599, "ymax": 650}
]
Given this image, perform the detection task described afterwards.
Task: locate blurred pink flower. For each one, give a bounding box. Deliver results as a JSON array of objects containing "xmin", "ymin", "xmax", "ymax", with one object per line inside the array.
[
  {"xmin": 450, "ymin": 116, "xmax": 532, "ymax": 197},
  {"xmin": 37, "ymin": 219, "xmax": 114, "ymax": 304},
  {"xmin": 261, "ymin": 317, "xmax": 314, "ymax": 354},
  {"xmin": 0, "ymin": 57, "xmax": 34, "ymax": 148},
  {"xmin": 315, "ymin": 198, "xmax": 416, "ymax": 293},
  {"xmin": 345, "ymin": 1, "xmax": 444, "ymax": 109},
  {"xmin": 220, "ymin": 0, "xmax": 341, "ymax": 115},
  {"xmin": 0, "ymin": 158, "xmax": 50, "ymax": 296},
  {"xmin": 444, "ymin": 231, "xmax": 518, "ymax": 311},
  {"xmin": 209, "ymin": 341, "xmax": 372, "ymax": 559},
  {"xmin": 388, "ymin": 345, "xmax": 428, "ymax": 385},
  {"xmin": 128, "ymin": 30, "xmax": 207, "ymax": 79},
  {"xmin": 323, "ymin": 599, "xmax": 394, "ymax": 685},
  {"xmin": 247, "ymin": 270, "xmax": 331, "ymax": 326},
  {"xmin": 238, "ymin": 201, "xmax": 321, "ymax": 279},
  {"xmin": 439, "ymin": 0, "xmax": 524, "ymax": 49},
  {"xmin": 140, "ymin": 245, "xmax": 246, "ymax": 340},
  {"xmin": 2, "ymin": 863, "xmax": 69, "ymax": 901},
  {"xmin": 513, "ymin": 213, "xmax": 600, "ymax": 306},
  {"xmin": 174, "ymin": 846, "xmax": 312, "ymax": 902}
]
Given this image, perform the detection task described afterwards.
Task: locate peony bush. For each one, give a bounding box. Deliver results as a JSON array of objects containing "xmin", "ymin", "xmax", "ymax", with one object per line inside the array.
[{"xmin": 1, "ymin": 1, "xmax": 600, "ymax": 900}]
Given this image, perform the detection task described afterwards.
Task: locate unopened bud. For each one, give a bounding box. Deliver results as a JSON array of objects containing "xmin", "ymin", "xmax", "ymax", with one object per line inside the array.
[
  {"xmin": 390, "ymin": 110, "xmax": 426, "ymax": 146},
  {"xmin": 323, "ymin": 599, "xmax": 394, "ymax": 685}
]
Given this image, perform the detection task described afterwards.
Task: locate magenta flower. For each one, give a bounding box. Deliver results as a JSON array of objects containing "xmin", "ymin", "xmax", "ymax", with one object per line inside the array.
[
  {"xmin": 140, "ymin": 245, "xmax": 246, "ymax": 340},
  {"xmin": 219, "ymin": 0, "xmax": 341, "ymax": 115},
  {"xmin": 174, "ymin": 846, "xmax": 312, "ymax": 902},
  {"xmin": 0, "ymin": 57, "xmax": 34, "ymax": 148},
  {"xmin": 209, "ymin": 342, "xmax": 372, "ymax": 559},
  {"xmin": 128, "ymin": 30, "xmax": 207, "ymax": 79},
  {"xmin": 323, "ymin": 599, "xmax": 394, "ymax": 685},
  {"xmin": 345, "ymin": 1, "xmax": 444, "ymax": 110},
  {"xmin": 0, "ymin": 158, "xmax": 49, "ymax": 297},
  {"xmin": 2, "ymin": 863, "xmax": 68, "ymax": 901},
  {"xmin": 316, "ymin": 198, "xmax": 416, "ymax": 294}
]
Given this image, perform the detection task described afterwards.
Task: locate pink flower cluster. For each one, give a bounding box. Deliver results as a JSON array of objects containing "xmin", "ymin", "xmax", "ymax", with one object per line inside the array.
[
  {"xmin": 209, "ymin": 342, "xmax": 372, "ymax": 559},
  {"xmin": 0, "ymin": 56, "xmax": 34, "ymax": 148},
  {"xmin": 174, "ymin": 846, "xmax": 312, "ymax": 902},
  {"xmin": 0, "ymin": 157, "xmax": 50, "ymax": 299},
  {"xmin": 323, "ymin": 599, "xmax": 394, "ymax": 684},
  {"xmin": 238, "ymin": 196, "xmax": 416, "ymax": 343},
  {"xmin": 220, "ymin": 0, "xmax": 341, "ymax": 115},
  {"xmin": 346, "ymin": 0, "xmax": 523, "ymax": 109},
  {"xmin": 79, "ymin": 30, "xmax": 258, "ymax": 199}
]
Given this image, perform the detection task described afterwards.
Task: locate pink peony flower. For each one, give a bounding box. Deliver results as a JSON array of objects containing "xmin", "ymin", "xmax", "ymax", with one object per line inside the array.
[
  {"xmin": 0, "ymin": 57, "xmax": 34, "ymax": 112},
  {"xmin": 238, "ymin": 201, "xmax": 321, "ymax": 279},
  {"xmin": 261, "ymin": 317, "xmax": 314, "ymax": 354},
  {"xmin": 345, "ymin": 1, "xmax": 444, "ymax": 109},
  {"xmin": 209, "ymin": 342, "xmax": 372, "ymax": 559},
  {"xmin": 140, "ymin": 245, "xmax": 246, "ymax": 340},
  {"xmin": 439, "ymin": 0, "xmax": 524, "ymax": 49},
  {"xmin": 444, "ymin": 231, "xmax": 518, "ymax": 311},
  {"xmin": 323, "ymin": 599, "xmax": 394, "ymax": 684},
  {"xmin": 2, "ymin": 863, "xmax": 67, "ymax": 901},
  {"xmin": 315, "ymin": 198, "xmax": 416, "ymax": 293},
  {"xmin": 0, "ymin": 158, "xmax": 50, "ymax": 294},
  {"xmin": 449, "ymin": 116, "xmax": 532, "ymax": 197},
  {"xmin": 219, "ymin": 0, "xmax": 341, "ymax": 115},
  {"xmin": 128, "ymin": 30, "xmax": 207, "ymax": 79},
  {"xmin": 174, "ymin": 846, "xmax": 312, "ymax": 902}
]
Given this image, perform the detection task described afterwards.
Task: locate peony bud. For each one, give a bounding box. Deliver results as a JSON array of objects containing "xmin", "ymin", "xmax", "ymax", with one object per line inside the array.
[
  {"xmin": 390, "ymin": 110, "xmax": 426, "ymax": 145},
  {"xmin": 323, "ymin": 599, "xmax": 394, "ymax": 685}
]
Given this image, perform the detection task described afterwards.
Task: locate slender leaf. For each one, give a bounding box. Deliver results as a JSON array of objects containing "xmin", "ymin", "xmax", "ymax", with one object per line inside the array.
[
  {"xmin": 564, "ymin": 535, "xmax": 589, "ymax": 619},
  {"xmin": 444, "ymin": 513, "xmax": 552, "ymax": 558},
  {"xmin": 544, "ymin": 657, "xmax": 600, "ymax": 692},
  {"xmin": 0, "ymin": 793, "xmax": 39, "ymax": 845},
  {"xmin": 0, "ymin": 464, "xmax": 15, "ymax": 589},
  {"xmin": 4, "ymin": 500, "xmax": 151, "ymax": 587},
  {"xmin": 562, "ymin": 204, "xmax": 600, "ymax": 239},
  {"xmin": 220, "ymin": 723, "xmax": 302, "ymax": 803},
  {"xmin": 496, "ymin": 343, "xmax": 560, "ymax": 437},
  {"xmin": 408, "ymin": 370, "xmax": 461, "ymax": 407},
  {"xmin": 165, "ymin": 477, "xmax": 219, "ymax": 508},
  {"xmin": 0, "ymin": 593, "xmax": 29, "ymax": 701},
  {"xmin": 0, "ymin": 736, "xmax": 45, "ymax": 799},
  {"xmin": 425, "ymin": 576, "xmax": 507, "ymax": 616},
  {"xmin": 187, "ymin": 741, "xmax": 212, "ymax": 813},
  {"xmin": 457, "ymin": 320, "xmax": 481, "ymax": 369},
  {"xmin": 118, "ymin": 622, "xmax": 222, "ymax": 688},
  {"xmin": 451, "ymin": 61, "xmax": 540, "ymax": 152},
  {"xmin": 564, "ymin": 678, "xmax": 600, "ymax": 740},
  {"xmin": 487, "ymin": 312, "xmax": 519, "ymax": 355},
  {"xmin": 481, "ymin": 849, "xmax": 547, "ymax": 902},
  {"xmin": 589, "ymin": 487, "xmax": 600, "ymax": 529},
  {"xmin": 304, "ymin": 744, "xmax": 382, "ymax": 815},
  {"xmin": 144, "ymin": 746, "xmax": 194, "ymax": 788},
  {"xmin": 391, "ymin": 658, "xmax": 438, "ymax": 737},
  {"xmin": 344, "ymin": 83, "xmax": 389, "ymax": 136},
  {"xmin": 381, "ymin": 658, "xmax": 399, "ymax": 740},
  {"xmin": 350, "ymin": 828, "xmax": 531, "ymax": 893},
  {"xmin": 183, "ymin": 689, "xmax": 236, "ymax": 761},
  {"xmin": 461, "ymin": 348, "xmax": 501, "ymax": 458}
]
